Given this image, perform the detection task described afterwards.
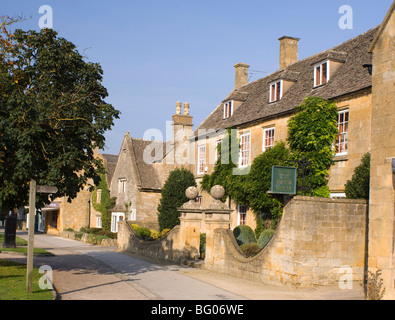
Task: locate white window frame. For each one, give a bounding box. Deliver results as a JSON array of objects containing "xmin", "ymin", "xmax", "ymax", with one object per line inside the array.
[
  {"xmin": 223, "ymin": 100, "xmax": 233, "ymax": 119},
  {"xmin": 263, "ymin": 127, "xmax": 275, "ymax": 152},
  {"xmin": 239, "ymin": 132, "xmax": 251, "ymax": 168},
  {"xmin": 130, "ymin": 208, "xmax": 137, "ymax": 221},
  {"xmin": 197, "ymin": 144, "xmax": 206, "ymax": 175},
  {"xmin": 314, "ymin": 60, "xmax": 330, "ymax": 87},
  {"xmin": 269, "ymin": 80, "xmax": 283, "ymax": 103},
  {"xmin": 118, "ymin": 178, "xmax": 126, "ymax": 194},
  {"xmin": 111, "ymin": 212, "xmax": 124, "ymax": 233},
  {"xmin": 96, "ymin": 215, "xmax": 102, "ymax": 228},
  {"xmin": 335, "ymin": 109, "xmax": 349, "ymax": 156},
  {"xmin": 237, "ymin": 205, "xmax": 247, "ymax": 226}
]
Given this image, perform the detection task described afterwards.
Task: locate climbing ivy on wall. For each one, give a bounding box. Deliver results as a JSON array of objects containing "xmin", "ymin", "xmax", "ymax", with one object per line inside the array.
[
  {"xmin": 91, "ymin": 174, "xmax": 116, "ymax": 232},
  {"xmin": 287, "ymin": 97, "xmax": 339, "ymax": 196}
]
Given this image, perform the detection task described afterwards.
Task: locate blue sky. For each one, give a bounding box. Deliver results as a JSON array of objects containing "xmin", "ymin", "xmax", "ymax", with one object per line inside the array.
[{"xmin": 1, "ymin": 0, "xmax": 393, "ymax": 155}]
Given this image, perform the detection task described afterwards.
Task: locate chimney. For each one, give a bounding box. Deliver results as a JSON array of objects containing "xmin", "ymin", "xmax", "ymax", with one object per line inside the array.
[
  {"xmin": 172, "ymin": 102, "xmax": 193, "ymax": 162},
  {"xmin": 279, "ymin": 36, "xmax": 300, "ymax": 69},
  {"xmin": 234, "ymin": 63, "xmax": 250, "ymax": 89}
]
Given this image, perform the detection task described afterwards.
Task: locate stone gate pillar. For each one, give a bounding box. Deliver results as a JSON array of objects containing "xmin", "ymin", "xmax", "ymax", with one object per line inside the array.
[
  {"xmin": 203, "ymin": 186, "xmax": 233, "ymax": 267},
  {"xmin": 178, "ymin": 186, "xmax": 203, "ymax": 260}
]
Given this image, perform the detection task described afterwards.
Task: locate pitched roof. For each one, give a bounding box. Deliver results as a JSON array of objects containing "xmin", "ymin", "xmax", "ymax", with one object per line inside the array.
[
  {"xmin": 369, "ymin": 1, "xmax": 395, "ymax": 52},
  {"xmin": 195, "ymin": 26, "xmax": 379, "ymax": 134},
  {"xmin": 129, "ymin": 137, "xmax": 166, "ymax": 191},
  {"xmin": 101, "ymin": 153, "xmax": 118, "ymax": 185}
]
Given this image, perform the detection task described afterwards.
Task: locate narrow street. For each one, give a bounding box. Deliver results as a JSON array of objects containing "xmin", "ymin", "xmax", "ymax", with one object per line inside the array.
[{"xmin": 1, "ymin": 231, "xmax": 365, "ymax": 300}]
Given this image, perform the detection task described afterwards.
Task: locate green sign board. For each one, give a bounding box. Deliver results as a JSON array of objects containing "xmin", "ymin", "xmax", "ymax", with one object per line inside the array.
[{"xmin": 271, "ymin": 166, "xmax": 298, "ymax": 195}]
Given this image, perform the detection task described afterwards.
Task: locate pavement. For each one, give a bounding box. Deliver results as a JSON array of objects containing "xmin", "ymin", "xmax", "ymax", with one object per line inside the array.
[{"xmin": 0, "ymin": 230, "xmax": 366, "ymax": 301}]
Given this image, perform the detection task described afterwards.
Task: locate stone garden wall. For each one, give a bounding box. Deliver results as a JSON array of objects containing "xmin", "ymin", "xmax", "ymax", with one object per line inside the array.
[{"xmin": 117, "ymin": 192, "xmax": 368, "ymax": 288}]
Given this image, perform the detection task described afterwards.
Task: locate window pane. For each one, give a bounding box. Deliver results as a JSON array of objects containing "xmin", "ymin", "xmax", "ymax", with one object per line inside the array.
[
  {"xmin": 322, "ymin": 62, "xmax": 327, "ymax": 84},
  {"xmin": 316, "ymin": 66, "xmax": 321, "ymax": 86}
]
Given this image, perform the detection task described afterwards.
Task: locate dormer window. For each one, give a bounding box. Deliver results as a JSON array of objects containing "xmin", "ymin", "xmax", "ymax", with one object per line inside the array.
[
  {"xmin": 269, "ymin": 80, "xmax": 282, "ymax": 102},
  {"xmin": 223, "ymin": 101, "xmax": 233, "ymax": 119},
  {"xmin": 314, "ymin": 60, "xmax": 329, "ymax": 87}
]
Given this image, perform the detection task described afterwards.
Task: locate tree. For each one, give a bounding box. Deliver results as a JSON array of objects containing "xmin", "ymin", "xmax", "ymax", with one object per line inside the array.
[
  {"xmin": 157, "ymin": 167, "xmax": 197, "ymax": 231},
  {"xmin": 287, "ymin": 97, "xmax": 338, "ymax": 196},
  {"xmin": 0, "ymin": 23, "xmax": 120, "ymax": 211},
  {"xmin": 345, "ymin": 152, "xmax": 370, "ymax": 199}
]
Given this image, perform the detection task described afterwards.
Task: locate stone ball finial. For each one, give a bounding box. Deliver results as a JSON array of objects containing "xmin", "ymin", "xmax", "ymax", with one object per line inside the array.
[
  {"xmin": 185, "ymin": 186, "xmax": 198, "ymax": 200},
  {"xmin": 210, "ymin": 185, "xmax": 225, "ymax": 200}
]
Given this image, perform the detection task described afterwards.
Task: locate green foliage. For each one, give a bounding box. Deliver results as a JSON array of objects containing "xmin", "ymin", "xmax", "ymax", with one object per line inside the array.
[
  {"xmin": 287, "ymin": 97, "xmax": 338, "ymax": 194},
  {"xmin": 157, "ymin": 167, "xmax": 197, "ymax": 231},
  {"xmin": 160, "ymin": 228, "xmax": 171, "ymax": 237},
  {"xmin": 345, "ymin": 153, "xmax": 371, "ymax": 200},
  {"xmin": 257, "ymin": 229, "xmax": 275, "ymax": 249},
  {"xmin": 200, "ymin": 233, "xmax": 206, "ymax": 258},
  {"xmin": 79, "ymin": 226, "xmax": 117, "ymax": 239},
  {"xmin": 137, "ymin": 227, "xmax": 151, "ymax": 240},
  {"xmin": 254, "ymin": 218, "xmax": 265, "ymax": 239},
  {"xmin": 0, "ymin": 26, "xmax": 120, "ymax": 211},
  {"xmin": 241, "ymin": 142, "xmax": 291, "ymax": 222},
  {"xmin": 201, "ymin": 128, "xmax": 238, "ymax": 200},
  {"xmin": 92, "ymin": 174, "xmax": 116, "ymax": 233},
  {"xmin": 240, "ymin": 243, "xmax": 261, "ymax": 257},
  {"xmin": 233, "ymin": 225, "xmax": 256, "ymax": 247},
  {"xmin": 150, "ymin": 229, "xmax": 160, "ymax": 240}
]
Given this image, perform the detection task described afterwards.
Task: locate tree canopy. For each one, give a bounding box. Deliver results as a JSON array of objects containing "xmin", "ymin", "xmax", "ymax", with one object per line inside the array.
[{"xmin": 0, "ymin": 19, "xmax": 120, "ymax": 211}]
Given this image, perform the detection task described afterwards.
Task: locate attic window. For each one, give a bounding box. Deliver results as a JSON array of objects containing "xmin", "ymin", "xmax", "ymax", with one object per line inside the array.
[
  {"xmin": 314, "ymin": 60, "xmax": 329, "ymax": 87},
  {"xmin": 269, "ymin": 80, "xmax": 282, "ymax": 102},
  {"xmin": 223, "ymin": 101, "xmax": 233, "ymax": 119}
]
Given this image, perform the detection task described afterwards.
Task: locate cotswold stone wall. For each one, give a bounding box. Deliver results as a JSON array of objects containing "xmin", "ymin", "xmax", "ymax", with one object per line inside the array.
[
  {"xmin": 117, "ymin": 221, "xmax": 191, "ymax": 263},
  {"xmin": 117, "ymin": 195, "xmax": 368, "ymax": 288},
  {"xmin": 207, "ymin": 196, "xmax": 368, "ymax": 288}
]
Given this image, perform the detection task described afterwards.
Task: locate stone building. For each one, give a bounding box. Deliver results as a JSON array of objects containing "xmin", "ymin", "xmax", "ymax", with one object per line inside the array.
[
  {"xmin": 106, "ymin": 7, "xmax": 392, "ymax": 234},
  {"xmin": 367, "ymin": 1, "xmax": 395, "ymax": 300},
  {"xmin": 189, "ymin": 25, "xmax": 379, "ymax": 230}
]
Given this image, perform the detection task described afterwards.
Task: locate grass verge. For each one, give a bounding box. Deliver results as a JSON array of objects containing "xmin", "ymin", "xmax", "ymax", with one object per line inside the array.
[
  {"xmin": 0, "ymin": 232, "xmax": 53, "ymax": 256},
  {"xmin": 0, "ymin": 259, "xmax": 54, "ymax": 300}
]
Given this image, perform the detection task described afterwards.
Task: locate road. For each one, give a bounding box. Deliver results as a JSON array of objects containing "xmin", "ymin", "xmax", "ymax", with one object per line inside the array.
[{"xmin": 1, "ymin": 231, "xmax": 365, "ymax": 301}]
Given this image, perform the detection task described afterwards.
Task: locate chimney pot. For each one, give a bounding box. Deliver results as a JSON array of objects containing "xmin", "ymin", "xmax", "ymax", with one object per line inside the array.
[
  {"xmin": 176, "ymin": 101, "xmax": 182, "ymax": 115},
  {"xmin": 234, "ymin": 62, "xmax": 250, "ymax": 89},
  {"xmin": 279, "ymin": 36, "xmax": 300, "ymax": 69},
  {"xmin": 184, "ymin": 102, "xmax": 190, "ymax": 115}
]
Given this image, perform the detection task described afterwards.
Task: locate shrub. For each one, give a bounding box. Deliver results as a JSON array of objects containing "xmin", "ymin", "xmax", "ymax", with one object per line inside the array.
[
  {"xmin": 74, "ymin": 232, "xmax": 83, "ymax": 240},
  {"xmin": 254, "ymin": 218, "xmax": 265, "ymax": 239},
  {"xmin": 157, "ymin": 167, "xmax": 197, "ymax": 231},
  {"xmin": 240, "ymin": 243, "xmax": 261, "ymax": 257},
  {"xmin": 257, "ymin": 229, "xmax": 275, "ymax": 249},
  {"xmin": 135, "ymin": 227, "xmax": 152, "ymax": 240},
  {"xmin": 233, "ymin": 225, "xmax": 256, "ymax": 247},
  {"xmin": 200, "ymin": 233, "xmax": 206, "ymax": 258},
  {"xmin": 150, "ymin": 230, "xmax": 160, "ymax": 240},
  {"xmin": 345, "ymin": 152, "xmax": 370, "ymax": 200},
  {"xmin": 160, "ymin": 228, "xmax": 171, "ymax": 238}
]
